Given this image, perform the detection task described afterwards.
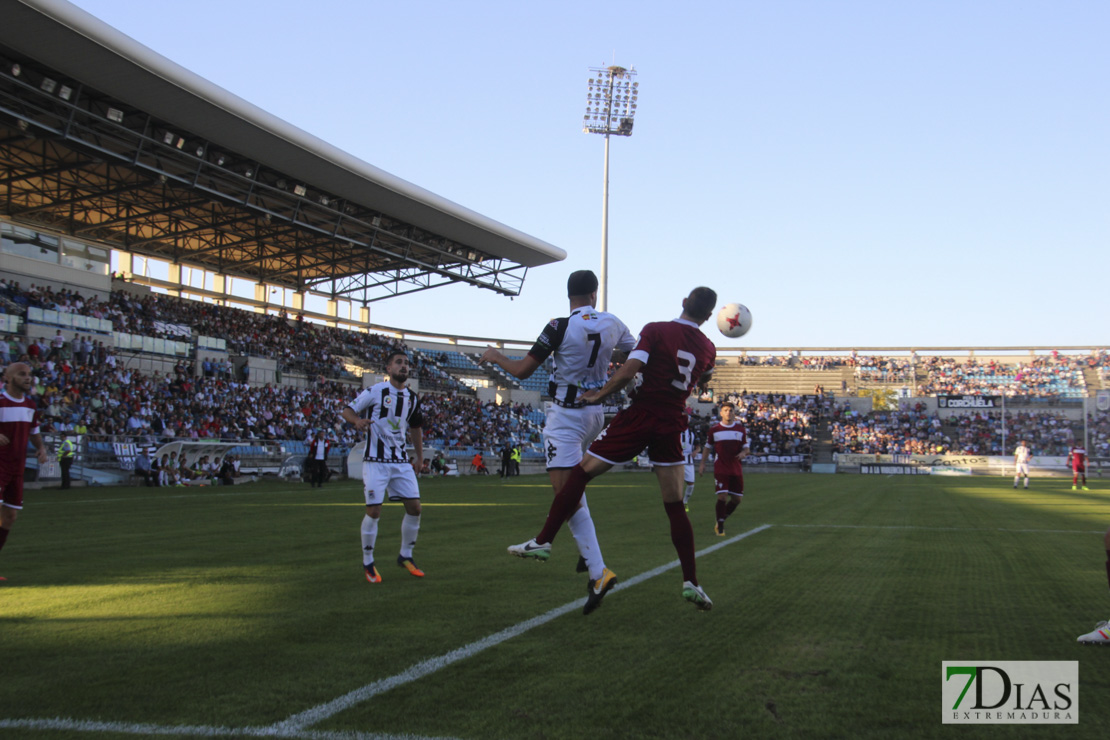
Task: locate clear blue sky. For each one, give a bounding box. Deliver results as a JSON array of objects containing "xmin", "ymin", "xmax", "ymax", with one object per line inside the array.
[{"xmin": 70, "ymin": 0, "xmax": 1109, "ymax": 349}]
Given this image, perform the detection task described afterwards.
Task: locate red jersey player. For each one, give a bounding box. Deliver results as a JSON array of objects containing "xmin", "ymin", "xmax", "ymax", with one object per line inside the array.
[
  {"xmin": 698, "ymin": 401, "xmax": 750, "ymax": 536},
  {"xmin": 1067, "ymin": 443, "xmax": 1089, "ymax": 491},
  {"xmin": 0, "ymin": 362, "xmax": 49, "ymax": 581},
  {"xmin": 508, "ymin": 287, "xmax": 719, "ymax": 613}
]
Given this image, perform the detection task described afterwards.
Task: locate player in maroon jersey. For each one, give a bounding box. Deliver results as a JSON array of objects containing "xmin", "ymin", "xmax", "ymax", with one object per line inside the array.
[
  {"xmin": 1067, "ymin": 444, "xmax": 1089, "ymax": 491},
  {"xmin": 508, "ymin": 287, "xmax": 719, "ymax": 612},
  {"xmin": 698, "ymin": 401, "xmax": 750, "ymax": 537},
  {"xmin": 0, "ymin": 362, "xmax": 49, "ymax": 581}
]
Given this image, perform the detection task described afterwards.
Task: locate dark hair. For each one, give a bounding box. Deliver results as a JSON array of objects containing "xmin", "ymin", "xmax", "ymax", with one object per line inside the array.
[
  {"xmin": 685, "ymin": 287, "xmax": 717, "ymax": 321},
  {"xmin": 385, "ymin": 350, "xmax": 409, "ymax": 366},
  {"xmin": 720, "ymin": 401, "xmax": 736, "ymax": 410},
  {"xmin": 567, "ymin": 270, "xmax": 599, "ymax": 297}
]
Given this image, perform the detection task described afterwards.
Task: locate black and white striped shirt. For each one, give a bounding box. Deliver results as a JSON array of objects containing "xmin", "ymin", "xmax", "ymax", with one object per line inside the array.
[
  {"xmin": 527, "ymin": 308, "xmax": 636, "ymax": 408},
  {"xmin": 347, "ymin": 381, "xmax": 423, "ymax": 463}
]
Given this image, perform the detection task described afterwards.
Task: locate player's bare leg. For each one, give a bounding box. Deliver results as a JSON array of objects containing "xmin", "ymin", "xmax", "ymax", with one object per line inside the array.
[
  {"xmin": 656, "ymin": 464, "xmax": 711, "ymax": 610},
  {"xmin": 550, "ymin": 467, "xmax": 603, "ymax": 576}
]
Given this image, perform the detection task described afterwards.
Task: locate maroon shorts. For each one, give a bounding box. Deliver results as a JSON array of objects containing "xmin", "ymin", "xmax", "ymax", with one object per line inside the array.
[
  {"xmin": 588, "ymin": 405, "xmax": 685, "ymax": 466},
  {"xmin": 0, "ymin": 466, "xmax": 25, "ymax": 509},
  {"xmin": 714, "ymin": 473, "xmax": 745, "ymax": 496}
]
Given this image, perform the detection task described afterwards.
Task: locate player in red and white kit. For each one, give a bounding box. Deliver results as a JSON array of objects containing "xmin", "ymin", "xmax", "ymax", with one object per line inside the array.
[
  {"xmin": 0, "ymin": 362, "xmax": 49, "ymax": 581},
  {"xmin": 1068, "ymin": 444, "xmax": 1089, "ymax": 491},
  {"xmin": 508, "ymin": 287, "xmax": 719, "ymax": 613},
  {"xmin": 698, "ymin": 401, "xmax": 750, "ymax": 537}
]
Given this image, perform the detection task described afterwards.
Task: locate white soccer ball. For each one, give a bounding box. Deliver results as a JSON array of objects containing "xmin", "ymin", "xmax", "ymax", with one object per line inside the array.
[{"xmin": 716, "ymin": 303, "xmax": 752, "ymax": 339}]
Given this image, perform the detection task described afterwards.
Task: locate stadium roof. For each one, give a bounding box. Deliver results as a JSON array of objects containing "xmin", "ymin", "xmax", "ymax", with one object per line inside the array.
[{"xmin": 0, "ymin": 0, "xmax": 565, "ymax": 301}]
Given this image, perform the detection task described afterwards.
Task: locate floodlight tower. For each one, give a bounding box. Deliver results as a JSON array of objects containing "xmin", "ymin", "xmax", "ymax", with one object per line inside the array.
[{"xmin": 583, "ymin": 65, "xmax": 638, "ymax": 312}]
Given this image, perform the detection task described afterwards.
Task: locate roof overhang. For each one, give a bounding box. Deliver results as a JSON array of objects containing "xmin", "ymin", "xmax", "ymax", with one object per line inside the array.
[{"xmin": 0, "ymin": 0, "xmax": 565, "ymax": 300}]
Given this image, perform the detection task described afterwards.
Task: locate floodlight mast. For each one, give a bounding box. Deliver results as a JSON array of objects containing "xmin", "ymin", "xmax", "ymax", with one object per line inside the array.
[{"xmin": 583, "ymin": 65, "xmax": 638, "ymax": 312}]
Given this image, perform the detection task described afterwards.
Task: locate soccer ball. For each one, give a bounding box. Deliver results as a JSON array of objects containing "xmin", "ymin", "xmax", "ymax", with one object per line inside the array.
[{"xmin": 716, "ymin": 303, "xmax": 752, "ymax": 339}]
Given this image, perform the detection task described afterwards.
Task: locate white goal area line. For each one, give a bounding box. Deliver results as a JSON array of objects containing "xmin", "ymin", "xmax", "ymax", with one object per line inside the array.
[{"xmin": 0, "ymin": 524, "xmax": 775, "ymax": 740}]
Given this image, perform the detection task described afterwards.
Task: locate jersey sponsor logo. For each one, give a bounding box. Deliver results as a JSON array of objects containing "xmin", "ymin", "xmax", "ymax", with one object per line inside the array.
[{"xmin": 383, "ymin": 395, "xmax": 394, "ymax": 407}]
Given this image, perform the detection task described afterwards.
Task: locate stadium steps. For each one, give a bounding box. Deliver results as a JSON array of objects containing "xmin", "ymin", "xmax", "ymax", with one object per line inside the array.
[
  {"xmin": 812, "ymin": 417, "xmax": 836, "ymax": 464},
  {"xmin": 1082, "ymin": 367, "xmax": 1104, "ymax": 391},
  {"xmin": 708, "ymin": 363, "xmax": 854, "ymax": 395}
]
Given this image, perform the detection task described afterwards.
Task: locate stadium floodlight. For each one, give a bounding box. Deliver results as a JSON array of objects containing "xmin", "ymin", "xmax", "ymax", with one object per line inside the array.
[{"xmin": 582, "ymin": 65, "xmax": 638, "ymax": 311}]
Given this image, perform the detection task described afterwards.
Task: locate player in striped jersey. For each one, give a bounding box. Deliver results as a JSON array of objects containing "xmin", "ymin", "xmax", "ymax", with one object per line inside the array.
[
  {"xmin": 481, "ymin": 270, "xmax": 635, "ymax": 612},
  {"xmin": 340, "ymin": 351, "xmax": 425, "ymax": 583},
  {"xmin": 679, "ymin": 422, "xmax": 699, "ymax": 511},
  {"xmin": 0, "ymin": 362, "xmax": 49, "ymax": 581}
]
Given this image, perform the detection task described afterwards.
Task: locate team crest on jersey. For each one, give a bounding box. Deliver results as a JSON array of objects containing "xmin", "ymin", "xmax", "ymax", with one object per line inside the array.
[{"xmin": 383, "ymin": 395, "xmax": 394, "ymax": 407}]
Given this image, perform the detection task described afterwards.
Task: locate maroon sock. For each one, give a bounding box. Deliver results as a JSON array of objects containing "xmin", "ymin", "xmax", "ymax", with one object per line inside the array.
[
  {"xmin": 536, "ymin": 465, "xmax": 591, "ymax": 544},
  {"xmin": 715, "ymin": 499, "xmax": 726, "ymax": 523},
  {"xmin": 664, "ymin": 500, "xmax": 698, "ymax": 584},
  {"xmin": 0, "ymin": 526, "xmax": 8, "ymax": 552},
  {"xmin": 724, "ymin": 497, "xmax": 741, "ymax": 519}
]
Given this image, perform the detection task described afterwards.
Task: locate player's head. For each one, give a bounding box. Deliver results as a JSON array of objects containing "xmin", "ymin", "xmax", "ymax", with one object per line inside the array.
[
  {"xmin": 719, "ymin": 401, "xmax": 736, "ymax": 422},
  {"xmin": 3, "ymin": 361, "xmax": 33, "ymax": 395},
  {"xmin": 385, "ymin": 350, "xmax": 410, "ymax": 383},
  {"xmin": 567, "ymin": 270, "xmax": 599, "ymax": 306},
  {"xmin": 681, "ymin": 287, "xmax": 717, "ymax": 324}
]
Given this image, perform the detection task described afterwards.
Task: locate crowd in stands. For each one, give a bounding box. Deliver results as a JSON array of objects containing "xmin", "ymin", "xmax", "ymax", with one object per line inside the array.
[
  {"xmin": 23, "ymin": 340, "xmax": 543, "ymax": 456},
  {"xmin": 0, "ymin": 278, "xmax": 468, "ymax": 392},
  {"xmin": 916, "ymin": 354, "xmax": 1091, "ymax": 398},
  {"xmin": 830, "ymin": 402, "xmax": 1086, "ymax": 457}
]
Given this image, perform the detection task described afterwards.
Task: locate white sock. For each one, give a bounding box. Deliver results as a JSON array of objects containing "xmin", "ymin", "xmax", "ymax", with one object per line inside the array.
[
  {"xmin": 361, "ymin": 515, "xmax": 379, "ymax": 566},
  {"xmin": 567, "ymin": 497, "xmax": 605, "ymax": 580},
  {"xmin": 683, "ymin": 482, "xmax": 695, "ymax": 505},
  {"xmin": 400, "ymin": 513, "xmax": 421, "ymax": 559}
]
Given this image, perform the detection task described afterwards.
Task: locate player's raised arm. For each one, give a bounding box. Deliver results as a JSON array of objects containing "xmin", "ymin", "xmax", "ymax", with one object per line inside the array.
[{"xmin": 478, "ymin": 347, "xmax": 541, "ymax": 380}]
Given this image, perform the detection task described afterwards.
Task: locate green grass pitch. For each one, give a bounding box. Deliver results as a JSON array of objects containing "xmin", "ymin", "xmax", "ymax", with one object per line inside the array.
[{"xmin": 1, "ymin": 472, "xmax": 1108, "ymax": 739}]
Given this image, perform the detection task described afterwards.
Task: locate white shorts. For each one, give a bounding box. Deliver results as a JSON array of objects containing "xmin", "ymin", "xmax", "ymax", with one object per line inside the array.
[
  {"xmin": 1015, "ymin": 463, "xmax": 1029, "ymax": 476},
  {"xmin": 362, "ymin": 461, "xmax": 420, "ymax": 506},
  {"xmin": 543, "ymin": 404, "xmax": 605, "ymax": 469},
  {"xmin": 684, "ymin": 463, "xmax": 695, "ymax": 485}
]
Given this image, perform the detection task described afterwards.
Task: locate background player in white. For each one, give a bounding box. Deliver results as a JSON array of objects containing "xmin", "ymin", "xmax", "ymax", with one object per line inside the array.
[
  {"xmin": 340, "ymin": 351, "xmax": 425, "ymax": 583},
  {"xmin": 680, "ymin": 420, "xmax": 699, "ymax": 511},
  {"xmin": 1013, "ymin": 439, "xmax": 1032, "ymax": 489},
  {"xmin": 480, "ymin": 270, "xmax": 635, "ymax": 588}
]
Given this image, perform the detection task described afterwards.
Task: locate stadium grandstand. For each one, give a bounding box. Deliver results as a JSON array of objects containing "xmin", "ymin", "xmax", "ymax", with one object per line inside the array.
[{"xmin": 1, "ymin": 1, "xmax": 1107, "ymax": 488}]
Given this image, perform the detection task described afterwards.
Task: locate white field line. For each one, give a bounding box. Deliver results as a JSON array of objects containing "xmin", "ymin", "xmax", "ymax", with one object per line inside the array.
[
  {"xmin": 0, "ymin": 524, "xmax": 774, "ymax": 739},
  {"xmin": 266, "ymin": 523, "xmax": 774, "ymax": 734},
  {"xmin": 778, "ymin": 523, "xmax": 1105, "ymax": 534},
  {"xmin": 0, "ymin": 717, "xmax": 452, "ymax": 739}
]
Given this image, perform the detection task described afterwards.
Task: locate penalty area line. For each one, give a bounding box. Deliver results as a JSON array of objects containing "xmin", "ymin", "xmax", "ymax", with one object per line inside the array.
[{"xmin": 267, "ymin": 523, "xmax": 774, "ymax": 734}]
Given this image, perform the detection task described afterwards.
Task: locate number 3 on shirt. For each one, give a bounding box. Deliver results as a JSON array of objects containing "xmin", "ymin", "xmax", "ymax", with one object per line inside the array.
[{"xmin": 671, "ymin": 349, "xmax": 696, "ymax": 391}]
